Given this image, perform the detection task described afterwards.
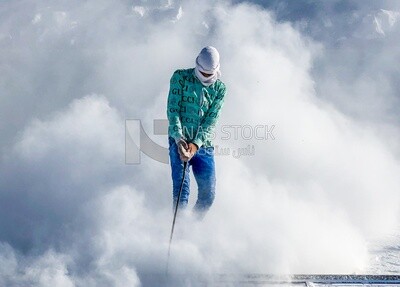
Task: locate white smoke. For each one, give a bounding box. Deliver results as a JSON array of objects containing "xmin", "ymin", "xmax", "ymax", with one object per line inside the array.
[{"xmin": 0, "ymin": 0, "xmax": 399, "ymax": 286}]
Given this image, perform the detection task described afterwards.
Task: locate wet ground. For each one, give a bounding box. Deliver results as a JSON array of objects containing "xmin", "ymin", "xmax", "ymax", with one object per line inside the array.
[{"xmin": 139, "ymin": 274, "xmax": 400, "ymax": 287}]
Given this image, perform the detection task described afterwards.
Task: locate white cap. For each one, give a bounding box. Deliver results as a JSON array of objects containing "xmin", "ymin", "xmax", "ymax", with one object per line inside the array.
[
  {"xmin": 194, "ymin": 46, "xmax": 221, "ymax": 86},
  {"xmin": 196, "ymin": 46, "xmax": 220, "ymax": 74}
]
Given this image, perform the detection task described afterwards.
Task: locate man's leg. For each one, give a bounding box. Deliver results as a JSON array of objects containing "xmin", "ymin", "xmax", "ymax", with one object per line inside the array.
[
  {"xmin": 168, "ymin": 137, "xmax": 190, "ymax": 211},
  {"xmin": 191, "ymin": 146, "xmax": 216, "ymax": 218}
]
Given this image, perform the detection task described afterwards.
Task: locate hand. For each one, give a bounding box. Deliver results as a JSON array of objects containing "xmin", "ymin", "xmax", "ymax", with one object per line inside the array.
[
  {"xmin": 188, "ymin": 143, "xmax": 198, "ymax": 157},
  {"xmin": 177, "ymin": 139, "xmax": 191, "ymax": 162}
]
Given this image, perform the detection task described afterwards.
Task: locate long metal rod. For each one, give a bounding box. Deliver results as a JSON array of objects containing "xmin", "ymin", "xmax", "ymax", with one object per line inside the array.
[{"xmin": 166, "ymin": 160, "xmax": 188, "ymax": 275}]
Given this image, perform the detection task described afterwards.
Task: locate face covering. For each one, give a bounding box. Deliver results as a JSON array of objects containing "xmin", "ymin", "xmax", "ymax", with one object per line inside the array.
[
  {"xmin": 194, "ymin": 66, "xmax": 221, "ymax": 87},
  {"xmin": 194, "ymin": 46, "xmax": 221, "ymax": 87}
]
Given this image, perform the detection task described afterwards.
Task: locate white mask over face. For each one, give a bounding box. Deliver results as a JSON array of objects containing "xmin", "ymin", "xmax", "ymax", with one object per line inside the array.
[
  {"xmin": 194, "ymin": 66, "xmax": 221, "ymax": 87},
  {"xmin": 194, "ymin": 46, "xmax": 221, "ymax": 87}
]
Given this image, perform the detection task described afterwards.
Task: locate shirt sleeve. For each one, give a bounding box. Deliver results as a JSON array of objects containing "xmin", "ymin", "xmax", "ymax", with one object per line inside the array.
[
  {"xmin": 192, "ymin": 84, "xmax": 226, "ymax": 148},
  {"xmin": 167, "ymin": 70, "xmax": 185, "ymax": 142}
]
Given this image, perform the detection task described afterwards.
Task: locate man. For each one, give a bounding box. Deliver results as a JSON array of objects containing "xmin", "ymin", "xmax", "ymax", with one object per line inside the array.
[{"xmin": 167, "ymin": 46, "xmax": 227, "ymax": 219}]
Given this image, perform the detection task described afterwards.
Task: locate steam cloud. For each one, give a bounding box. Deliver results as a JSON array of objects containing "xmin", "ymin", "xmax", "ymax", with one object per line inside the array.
[{"xmin": 0, "ymin": 0, "xmax": 399, "ymax": 286}]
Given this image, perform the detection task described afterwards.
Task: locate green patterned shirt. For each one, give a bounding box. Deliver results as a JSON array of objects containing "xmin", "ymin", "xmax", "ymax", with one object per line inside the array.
[{"xmin": 167, "ymin": 68, "xmax": 226, "ymax": 148}]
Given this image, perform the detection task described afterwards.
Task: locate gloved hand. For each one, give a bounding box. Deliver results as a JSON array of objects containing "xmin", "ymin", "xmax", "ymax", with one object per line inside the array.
[{"xmin": 176, "ymin": 139, "xmax": 191, "ymax": 162}]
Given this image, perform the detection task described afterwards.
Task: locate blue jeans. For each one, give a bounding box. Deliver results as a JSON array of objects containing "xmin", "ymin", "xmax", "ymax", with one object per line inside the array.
[{"xmin": 168, "ymin": 137, "xmax": 216, "ymax": 216}]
